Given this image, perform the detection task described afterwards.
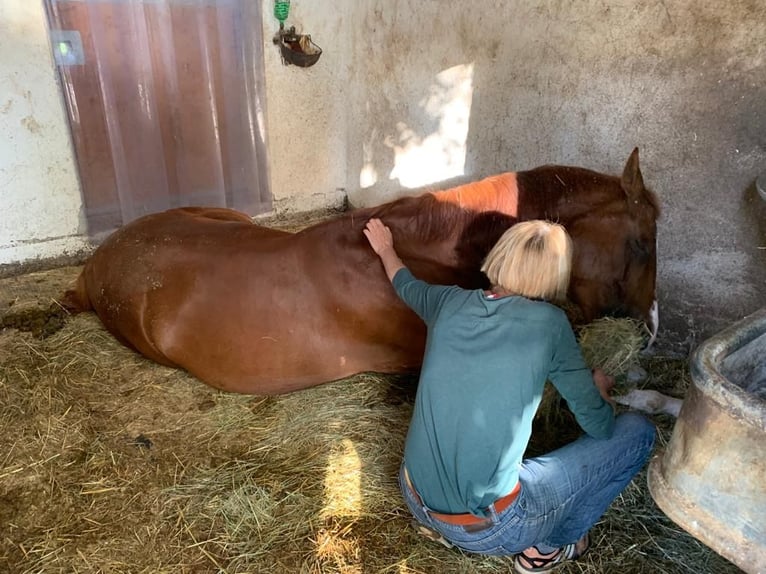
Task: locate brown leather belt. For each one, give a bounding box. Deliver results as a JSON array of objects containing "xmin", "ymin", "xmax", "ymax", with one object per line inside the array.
[{"xmin": 404, "ymin": 467, "xmax": 521, "ymax": 527}]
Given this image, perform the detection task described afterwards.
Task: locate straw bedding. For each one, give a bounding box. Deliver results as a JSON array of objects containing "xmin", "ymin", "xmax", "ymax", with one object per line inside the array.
[{"xmin": 0, "ymin": 259, "xmax": 741, "ymax": 574}]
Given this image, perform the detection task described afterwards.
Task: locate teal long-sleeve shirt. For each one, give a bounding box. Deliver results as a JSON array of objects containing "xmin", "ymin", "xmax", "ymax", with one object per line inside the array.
[{"xmin": 393, "ymin": 268, "xmax": 615, "ymax": 516}]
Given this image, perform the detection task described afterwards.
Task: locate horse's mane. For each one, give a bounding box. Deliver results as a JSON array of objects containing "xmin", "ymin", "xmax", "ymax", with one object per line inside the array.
[
  {"xmin": 340, "ymin": 163, "xmax": 659, "ymax": 256},
  {"xmin": 368, "ymin": 194, "xmax": 472, "ymax": 243},
  {"xmin": 360, "ymin": 173, "xmax": 520, "ymax": 244},
  {"xmin": 334, "ymin": 162, "xmax": 659, "ymax": 292}
]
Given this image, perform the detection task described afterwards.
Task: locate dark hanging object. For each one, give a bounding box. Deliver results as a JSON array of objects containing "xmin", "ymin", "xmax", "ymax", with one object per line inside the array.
[{"xmin": 274, "ymin": 25, "xmax": 322, "ymax": 68}]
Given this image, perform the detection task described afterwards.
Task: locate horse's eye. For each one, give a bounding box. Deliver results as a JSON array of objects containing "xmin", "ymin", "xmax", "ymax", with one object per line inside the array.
[{"xmin": 627, "ymin": 238, "xmax": 651, "ymax": 263}]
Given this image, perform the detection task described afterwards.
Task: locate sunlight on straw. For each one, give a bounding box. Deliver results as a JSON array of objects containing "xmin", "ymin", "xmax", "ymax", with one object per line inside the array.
[{"xmin": 321, "ymin": 438, "xmax": 362, "ymax": 520}]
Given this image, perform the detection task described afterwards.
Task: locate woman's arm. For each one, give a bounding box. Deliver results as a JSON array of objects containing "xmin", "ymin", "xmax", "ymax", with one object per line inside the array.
[
  {"xmin": 363, "ymin": 218, "xmax": 404, "ymax": 282},
  {"xmin": 549, "ymin": 318, "xmax": 616, "ymax": 439},
  {"xmin": 363, "ymin": 218, "xmax": 457, "ymax": 323},
  {"xmin": 592, "ymin": 367, "xmax": 617, "ymax": 408}
]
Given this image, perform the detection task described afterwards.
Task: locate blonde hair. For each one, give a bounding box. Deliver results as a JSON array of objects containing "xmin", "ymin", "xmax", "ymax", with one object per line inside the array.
[{"xmin": 480, "ymin": 220, "xmax": 572, "ymax": 301}]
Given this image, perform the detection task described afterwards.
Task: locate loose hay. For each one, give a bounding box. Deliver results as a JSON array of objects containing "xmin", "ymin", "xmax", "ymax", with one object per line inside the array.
[
  {"xmin": 531, "ymin": 317, "xmax": 648, "ymax": 454},
  {"xmin": 578, "ymin": 317, "xmax": 649, "ymax": 378},
  {"xmin": 0, "ymin": 269, "xmax": 743, "ymax": 574}
]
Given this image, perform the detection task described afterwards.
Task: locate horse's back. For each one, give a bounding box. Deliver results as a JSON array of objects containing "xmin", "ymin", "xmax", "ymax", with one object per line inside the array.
[
  {"xmin": 76, "ymin": 208, "xmax": 295, "ymax": 370},
  {"xmin": 83, "ymin": 208, "xmax": 282, "ymax": 304},
  {"xmin": 72, "ymin": 207, "xmax": 422, "ymax": 393}
]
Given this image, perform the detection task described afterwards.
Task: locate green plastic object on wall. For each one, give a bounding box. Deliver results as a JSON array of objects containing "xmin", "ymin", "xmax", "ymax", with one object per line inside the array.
[{"xmin": 274, "ymin": 1, "xmax": 290, "ymax": 25}]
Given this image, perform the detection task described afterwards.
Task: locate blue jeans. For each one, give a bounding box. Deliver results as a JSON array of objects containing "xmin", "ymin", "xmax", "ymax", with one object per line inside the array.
[{"xmin": 400, "ymin": 412, "xmax": 656, "ymax": 556}]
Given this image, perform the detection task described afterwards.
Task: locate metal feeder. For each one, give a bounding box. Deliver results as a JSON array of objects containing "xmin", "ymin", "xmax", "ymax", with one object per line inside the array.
[
  {"xmin": 274, "ymin": 26, "xmax": 322, "ymax": 68},
  {"xmin": 647, "ymin": 307, "xmax": 766, "ymax": 574}
]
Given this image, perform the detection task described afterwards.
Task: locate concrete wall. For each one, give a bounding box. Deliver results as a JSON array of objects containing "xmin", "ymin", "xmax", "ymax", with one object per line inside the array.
[
  {"xmin": 0, "ymin": 0, "xmax": 86, "ymax": 266},
  {"xmin": 1, "ymin": 0, "xmax": 764, "ymax": 349},
  {"xmin": 337, "ymin": 0, "xmax": 766, "ymax": 350},
  {"xmin": 261, "ymin": 0, "xmax": 350, "ymax": 214}
]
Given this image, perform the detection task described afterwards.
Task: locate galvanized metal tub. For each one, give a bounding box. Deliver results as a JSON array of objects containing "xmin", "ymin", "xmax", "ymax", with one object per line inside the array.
[{"xmin": 648, "ymin": 308, "xmax": 766, "ymax": 574}]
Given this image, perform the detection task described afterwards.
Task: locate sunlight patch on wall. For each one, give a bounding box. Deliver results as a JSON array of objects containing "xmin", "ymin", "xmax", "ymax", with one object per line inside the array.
[
  {"xmin": 359, "ymin": 163, "xmax": 379, "ymax": 188},
  {"xmin": 388, "ymin": 63, "xmax": 474, "ymax": 189},
  {"xmin": 359, "ymin": 125, "xmax": 380, "ymax": 188}
]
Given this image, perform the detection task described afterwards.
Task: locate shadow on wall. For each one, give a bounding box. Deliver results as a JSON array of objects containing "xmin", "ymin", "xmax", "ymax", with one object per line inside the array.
[
  {"xmin": 747, "ymin": 177, "xmax": 766, "ymax": 240},
  {"xmin": 743, "ymin": 178, "xmax": 766, "ymax": 283},
  {"xmin": 654, "ymin": 177, "xmax": 766, "ymax": 358}
]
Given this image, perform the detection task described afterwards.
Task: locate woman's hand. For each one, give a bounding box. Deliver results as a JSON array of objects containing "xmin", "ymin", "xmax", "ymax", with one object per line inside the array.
[
  {"xmin": 363, "ymin": 218, "xmax": 395, "ymax": 255},
  {"xmin": 364, "ymin": 218, "xmax": 405, "ymax": 281},
  {"xmin": 592, "ymin": 368, "xmax": 616, "ymax": 408}
]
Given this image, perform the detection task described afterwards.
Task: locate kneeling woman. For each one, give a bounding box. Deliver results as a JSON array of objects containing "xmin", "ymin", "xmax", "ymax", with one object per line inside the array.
[{"xmin": 363, "ymin": 218, "xmax": 655, "ymax": 573}]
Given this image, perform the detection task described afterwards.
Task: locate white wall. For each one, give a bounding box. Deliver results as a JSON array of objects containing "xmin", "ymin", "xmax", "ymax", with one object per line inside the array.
[
  {"xmin": 0, "ymin": 0, "xmax": 86, "ymax": 266},
  {"xmin": 260, "ymin": 0, "xmax": 351, "ymax": 214}
]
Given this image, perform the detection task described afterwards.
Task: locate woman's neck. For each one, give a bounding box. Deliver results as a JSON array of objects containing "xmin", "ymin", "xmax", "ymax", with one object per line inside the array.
[{"xmin": 486, "ymin": 286, "xmax": 516, "ymax": 298}]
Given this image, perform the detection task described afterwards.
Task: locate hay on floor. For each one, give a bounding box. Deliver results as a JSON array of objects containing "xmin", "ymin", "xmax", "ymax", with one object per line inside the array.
[{"xmin": 0, "ymin": 269, "xmax": 738, "ymax": 573}]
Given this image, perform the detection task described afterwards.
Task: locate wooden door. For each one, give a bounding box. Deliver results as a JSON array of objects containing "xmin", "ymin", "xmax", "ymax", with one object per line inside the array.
[{"xmin": 45, "ymin": 0, "xmax": 271, "ymax": 236}]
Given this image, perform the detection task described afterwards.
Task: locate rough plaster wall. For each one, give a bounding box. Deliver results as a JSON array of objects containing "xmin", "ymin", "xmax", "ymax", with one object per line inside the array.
[
  {"xmin": 344, "ymin": 0, "xmax": 766, "ymax": 350},
  {"xmin": 261, "ymin": 0, "xmax": 351, "ymax": 214},
  {"xmin": 0, "ymin": 0, "xmax": 85, "ymax": 266}
]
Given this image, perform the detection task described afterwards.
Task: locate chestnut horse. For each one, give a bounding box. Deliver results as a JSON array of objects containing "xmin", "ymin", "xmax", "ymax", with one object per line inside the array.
[{"xmin": 63, "ymin": 149, "xmax": 659, "ymax": 395}]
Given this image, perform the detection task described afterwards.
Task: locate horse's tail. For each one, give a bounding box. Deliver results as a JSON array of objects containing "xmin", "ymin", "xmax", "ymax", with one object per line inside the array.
[{"xmin": 60, "ymin": 270, "xmax": 92, "ymax": 314}]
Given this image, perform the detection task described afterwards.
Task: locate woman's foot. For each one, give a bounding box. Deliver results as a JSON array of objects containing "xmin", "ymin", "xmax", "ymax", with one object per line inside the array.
[{"xmin": 513, "ymin": 532, "xmax": 590, "ymax": 573}]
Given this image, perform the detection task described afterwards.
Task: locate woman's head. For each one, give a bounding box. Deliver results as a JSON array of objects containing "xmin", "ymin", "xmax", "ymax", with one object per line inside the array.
[{"xmin": 481, "ymin": 220, "xmax": 572, "ymax": 301}]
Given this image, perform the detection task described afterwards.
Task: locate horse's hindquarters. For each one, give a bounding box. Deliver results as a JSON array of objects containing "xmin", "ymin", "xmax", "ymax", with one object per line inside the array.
[{"xmin": 80, "ymin": 212, "xmax": 427, "ymax": 394}]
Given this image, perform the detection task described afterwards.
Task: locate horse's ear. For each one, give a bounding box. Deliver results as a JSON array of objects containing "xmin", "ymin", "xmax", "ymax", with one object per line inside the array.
[{"xmin": 621, "ymin": 147, "xmax": 645, "ymax": 201}]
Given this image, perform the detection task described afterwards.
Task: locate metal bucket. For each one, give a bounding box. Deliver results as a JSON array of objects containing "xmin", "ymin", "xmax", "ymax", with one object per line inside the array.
[{"xmin": 648, "ymin": 308, "xmax": 766, "ymax": 574}]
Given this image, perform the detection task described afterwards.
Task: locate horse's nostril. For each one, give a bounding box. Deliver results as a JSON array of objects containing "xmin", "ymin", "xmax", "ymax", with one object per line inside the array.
[{"xmin": 606, "ymin": 306, "xmax": 632, "ymax": 320}]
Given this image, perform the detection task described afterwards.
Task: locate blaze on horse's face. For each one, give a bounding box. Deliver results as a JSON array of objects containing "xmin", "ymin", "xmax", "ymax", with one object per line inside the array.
[{"xmin": 567, "ymin": 149, "xmax": 659, "ymax": 343}]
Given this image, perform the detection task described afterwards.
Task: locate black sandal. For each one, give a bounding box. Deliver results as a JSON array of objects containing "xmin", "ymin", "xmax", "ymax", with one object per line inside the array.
[{"xmin": 514, "ymin": 532, "xmax": 590, "ymax": 573}]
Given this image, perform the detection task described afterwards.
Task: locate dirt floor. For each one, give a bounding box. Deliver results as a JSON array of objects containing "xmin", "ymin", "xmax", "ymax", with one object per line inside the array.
[{"xmin": 0, "ymin": 261, "xmax": 744, "ymax": 574}]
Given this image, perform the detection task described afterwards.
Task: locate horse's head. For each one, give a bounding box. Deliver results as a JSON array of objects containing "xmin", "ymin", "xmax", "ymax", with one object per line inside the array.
[{"xmin": 566, "ymin": 148, "xmax": 659, "ymax": 344}]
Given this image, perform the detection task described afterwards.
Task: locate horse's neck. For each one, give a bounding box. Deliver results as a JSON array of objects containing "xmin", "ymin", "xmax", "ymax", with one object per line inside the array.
[{"xmin": 431, "ymin": 173, "xmax": 520, "ymax": 217}]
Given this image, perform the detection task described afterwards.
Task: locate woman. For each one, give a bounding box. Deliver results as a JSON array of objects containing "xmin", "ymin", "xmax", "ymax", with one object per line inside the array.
[{"xmin": 363, "ymin": 217, "xmax": 655, "ymax": 573}]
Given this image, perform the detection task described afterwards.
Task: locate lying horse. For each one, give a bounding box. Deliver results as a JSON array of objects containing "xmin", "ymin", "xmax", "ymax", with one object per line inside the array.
[{"xmin": 63, "ymin": 148, "xmax": 660, "ymax": 395}]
